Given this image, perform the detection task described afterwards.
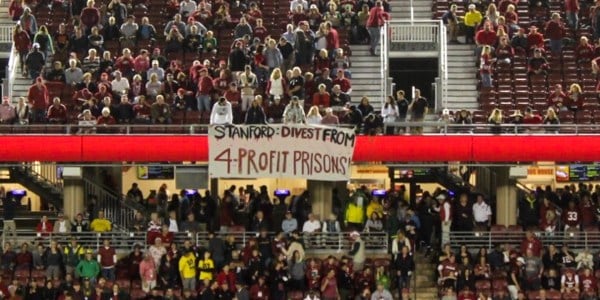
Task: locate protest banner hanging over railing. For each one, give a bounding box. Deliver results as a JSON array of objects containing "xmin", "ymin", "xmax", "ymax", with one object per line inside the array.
[{"xmin": 208, "ymin": 124, "xmax": 356, "ymax": 181}]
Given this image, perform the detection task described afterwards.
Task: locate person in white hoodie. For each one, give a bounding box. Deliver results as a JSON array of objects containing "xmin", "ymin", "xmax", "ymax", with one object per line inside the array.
[
  {"xmin": 381, "ymin": 95, "xmax": 399, "ymax": 134},
  {"xmin": 210, "ymin": 97, "xmax": 233, "ymax": 125}
]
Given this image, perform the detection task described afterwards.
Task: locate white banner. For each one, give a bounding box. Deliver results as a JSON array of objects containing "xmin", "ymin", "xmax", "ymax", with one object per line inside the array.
[{"xmin": 209, "ymin": 125, "xmax": 356, "ymax": 181}]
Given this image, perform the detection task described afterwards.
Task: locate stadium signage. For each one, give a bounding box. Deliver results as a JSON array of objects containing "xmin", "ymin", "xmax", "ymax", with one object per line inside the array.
[{"xmin": 209, "ymin": 125, "xmax": 356, "ymax": 181}]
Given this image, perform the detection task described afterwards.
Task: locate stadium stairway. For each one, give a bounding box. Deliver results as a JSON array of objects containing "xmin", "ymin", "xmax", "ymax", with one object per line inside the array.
[
  {"xmin": 0, "ymin": 1, "xmax": 13, "ymax": 28},
  {"xmin": 446, "ymin": 44, "xmax": 479, "ymax": 111},
  {"xmin": 348, "ymin": 44, "xmax": 383, "ymax": 110},
  {"xmin": 391, "ymin": 0, "xmax": 431, "ymax": 20},
  {"xmin": 9, "ymin": 166, "xmax": 63, "ymax": 210},
  {"xmin": 413, "ymin": 251, "xmax": 439, "ymax": 300}
]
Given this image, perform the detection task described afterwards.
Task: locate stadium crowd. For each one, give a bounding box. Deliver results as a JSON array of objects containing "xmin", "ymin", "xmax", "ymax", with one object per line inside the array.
[{"xmin": 8, "ymin": 0, "xmax": 394, "ymax": 132}]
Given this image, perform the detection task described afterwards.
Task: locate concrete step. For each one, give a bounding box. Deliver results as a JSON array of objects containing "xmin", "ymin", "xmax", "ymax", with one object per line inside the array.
[
  {"xmin": 448, "ymin": 61, "xmax": 476, "ymax": 68},
  {"xmin": 448, "ymin": 55, "xmax": 477, "ymax": 62},
  {"xmin": 351, "ymin": 56, "xmax": 380, "ymax": 63},
  {"xmin": 448, "ymin": 84, "xmax": 477, "ymax": 91},
  {"xmin": 448, "ymin": 78, "xmax": 478, "ymax": 85}
]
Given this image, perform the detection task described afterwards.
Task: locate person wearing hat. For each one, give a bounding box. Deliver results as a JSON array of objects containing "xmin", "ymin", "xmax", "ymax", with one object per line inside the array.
[
  {"xmin": 463, "ymin": 4, "xmax": 482, "ymax": 44},
  {"xmin": 75, "ymin": 249, "xmax": 100, "ymax": 284},
  {"xmin": 348, "ymin": 231, "xmax": 365, "ymax": 270}
]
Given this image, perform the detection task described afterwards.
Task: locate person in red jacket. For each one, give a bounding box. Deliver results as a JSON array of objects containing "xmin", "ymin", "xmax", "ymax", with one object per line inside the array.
[
  {"xmin": 520, "ymin": 230, "xmax": 542, "ymax": 256},
  {"xmin": 366, "ymin": 1, "xmax": 389, "ymax": 56},
  {"xmin": 324, "ymin": 22, "xmax": 339, "ymax": 56},
  {"xmin": 249, "ymin": 276, "xmax": 269, "ymax": 300},
  {"xmin": 523, "ymin": 107, "xmax": 543, "ymax": 124},
  {"xmin": 580, "ymin": 267, "xmax": 597, "ymax": 297},
  {"xmin": 8, "ymin": 0, "xmax": 24, "ymax": 21},
  {"xmin": 312, "ymin": 84, "xmax": 331, "ymax": 109},
  {"xmin": 475, "ymin": 22, "xmax": 497, "ymax": 63},
  {"xmin": 565, "ymin": 0, "xmax": 579, "ymax": 29},
  {"xmin": 546, "ymin": 84, "xmax": 568, "ymax": 111},
  {"xmin": 47, "ymin": 97, "xmax": 68, "ymax": 124},
  {"xmin": 98, "ymin": 239, "xmax": 117, "ymax": 281},
  {"xmin": 332, "ymin": 69, "xmax": 352, "ymax": 93},
  {"xmin": 114, "ymin": 48, "xmax": 135, "ymax": 78},
  {"xmin": 80, "ymin": 0, "xmax": 100, "ymax": 33},
  {"xmin": 196, "ymin": 68, "xmax": 214, "ymax": 116},
  {"xmin": 12, "ymin": 24, "xmax": 30, "ymax": 74},
  {"xmin": 576, "ymin": 36, "xmax": 594, "ymax": 64},
  {"xmin": 216, "ymin": 265, "xmax": 237, "ymax": 292},
  {"xmin": 527, "ymin": 26, "xmax": 545, "ymax": 53},
  {"xmin": 27, "ymin": 77, "xmax": 49, "ymax": 123},
  {"xmin": 545, "ymin": 13, "xmax": 565, "ymax": 54},
  {"xmin": 36, "ymin": 215, "xmax": 53, "ymax": 236}
]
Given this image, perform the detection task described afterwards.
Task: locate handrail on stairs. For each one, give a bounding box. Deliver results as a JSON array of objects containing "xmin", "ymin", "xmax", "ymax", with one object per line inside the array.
[{"xmin": 82, "ymin": 178, "xmax": 140, "ymax": 231}]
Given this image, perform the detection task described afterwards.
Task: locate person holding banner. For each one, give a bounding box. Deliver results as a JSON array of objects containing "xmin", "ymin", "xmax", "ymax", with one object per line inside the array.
[
  {"xmin": 210, "ymin": 97, "xmax": 234, "ymax": 125},
  {"xmin": 244, "ymin": 98, "xmax": 267, "ymax": 124},
  {"xmin": 283, "ymin": 96, "xmax": 306, "ymax": 124}
]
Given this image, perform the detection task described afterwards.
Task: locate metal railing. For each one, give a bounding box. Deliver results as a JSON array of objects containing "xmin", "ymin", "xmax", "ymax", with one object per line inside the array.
[
  {"xmin": 449, "ymin": 230, "xmax": 600, "ymax": 251},
  {"xmin": 0, "ymin": 25, "xmax": 12, "ymax": 43},
  {"xmin": 5, "ymin": 45, "xmax": 16, "ymax": 101},
  {"xmin": 381, "ymin": 22, "xmax": 389, "ymax": 109},
  {"xmin": 83, "ymin": 178, "xmax": 138, "ymax": 230},
  {"xmin": 0, "ymin": 122, "xmax": 598, "ymax": 135},
  {"xmin": 384, "ymin": 20, "xmax": 447, "ymax": 111},
  {"xmin": 3, "ymin": 230, "xmax": 389, "ymax": 254},
  {"xmin": 17, "ymin": 163, "xmax": 63, "ymax": 192},
  {"xmin": 384, "ymin": 122, "xmax": 600, "ymax": 134}
]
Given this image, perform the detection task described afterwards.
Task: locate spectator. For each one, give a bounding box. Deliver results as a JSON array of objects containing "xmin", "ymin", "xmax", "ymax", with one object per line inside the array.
[
  {"xmin": 409, "ymin": 89, "xmax": 428, "ymax": 134},
  {"xmin": 139, "ymin": 253, "xmax": 157, "ymax": 292},
  {"xmin": 364, "ymin": 212, "xmax": 383, "ymax": 232},
  {"xmin": 264, "ymin": 39, "xmax": 284, "ymax": 72},
  {"xmin": 210, "ymin": 97, "xmax": 233, "ymax": 125},
  {"xmin": 19, "ymin": 7, "xmax": 37, "ymax": 37},
  {"xmin": 76, "ymin": 250, "xmax": 100, "ymax": 283},
  {"xmin": 80, "ymin": 0, "xmax": 101, "ymax": 32},
  {"xmin": 97, "ymin": 239, "xmax": 117, "ymax": 281},
  {"xmin": 566, "ymin": 83, "xmax": 583, "ymax": 115},
  {"xmin": 321, "ymin": 108, "xmax": 339, "ymax": 125},
  {"xmin": 545, "ymin": 13, "xmax": 565, "ymax": 54},
  {"xmin": 36, "ymin": 215, "xmax": 53, "ymax": 235},
  {"xmin": 0, "ymin": 97, "xmax": 16, "ymax": 125},
  {"xmin": 283, "ymin": 96, "xmax": 305, "ymax": 124},
  {"xmin": 45, "ymin": 240, "xmax": 63, "ymax": 280},
  {"xmin": 381, "ymin": 96, "xmax": 399, "ymax": 134},
  {"xmin": 25, "ymin": 44, "xmax": 46, "ymax": 80},
  {"xmin": 282, "ymin": 211, "xmax": 299, "ymax": 235},
  {"xmin": 110, "ymin": 71, "xmax": 129, "ymax": 98},
  {"xmin": 179, "ymin": 249, "xmax": 197, "ymax": 291},
  {"xmin": 542, "ymin": 107, "xmax": 560, "ymax": 133},
  {"xmin": 472, "ymin": 194, "xmax": 492, "ymax": 230},
  {"xmin": 47, "ymin": 97, "xmax": 68, "ymax": 124},
  {"xmin": 480, "ymin": 46, "xmax": 494, "ymax": 88},
  {"xmin": 72, "ymin": 213, "xmax": 89, "ymax": 233},
  {"xmin": 53, "ymin": 213, "xmax": 72, "ymax": 234},
  {"xmin": 330, "ymin": 84, "xmax": 350, "ymax": 108},
  {"xmin": 89, "ymin": 211, "xmax": 112, "ymax": 232},
  {"xmin": 349, "ymin": 231, "xmax": 365, "ymax": 270},
  {"xmin": 475, "ymin": 22, "xmax": 497, "ymax": 61},
  {"xmin": 244, "ymin": 98, "xmax": 267, "ymax": 124},
  {"xmin": 565, "ymin": 0, "xmax": 579, "ymax": 29},
  {"xmin": 488, "ymin": 108, "xmax": 504, "ymax": 134},
  {"xmin": 198, "ymin": 251, "xmax": 215, "ymax": 281},
  {"xmin": 13, "ymin": 24, "xmax": 31, "ymax": 75},
  {"xmin": 306, "ymin": 105, "xmax": 323, "ymax": 125},
  {"xmin": 561, "ymin": 268, "xmax": 579, "ymax": 294},
  {"xmin": 8, "ymin": 0, "xmax": 23, "ymax": 21},
  {"xmin": 464, "ymin": 5, "xmax": 483, "ymax": 44}
]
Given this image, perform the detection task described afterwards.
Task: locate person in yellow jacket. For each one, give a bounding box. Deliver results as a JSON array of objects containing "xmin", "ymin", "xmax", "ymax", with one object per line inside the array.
[
  {"xmin": 345, "ymin": 199, "xmax": 365, "ymax": 231},
  {"xmin": 198, "ymin": 251, "xmax": 214, "ymax": 281},
  {"xmin": 89, "ymin": 211, "xmax": 112, "ymax": 233},
  {"xmin": 463, "ymin": 4, "xmax": 482, "ymax": 44},
  {"xmin": 366, "ymin": 197, "xmax": 384, "ymax": 220},
  {"xmin": 179, "ymin": 249, "xmax": 197, "ymax": 291}
]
